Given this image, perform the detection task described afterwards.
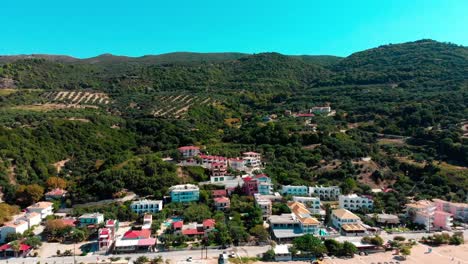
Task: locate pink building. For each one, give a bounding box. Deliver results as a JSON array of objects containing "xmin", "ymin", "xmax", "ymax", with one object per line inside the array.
[
  {"xmin": 433, "ymin": 211, "xmax": 453, "ymax": 230},
  {"xmin": 178, "ymin": 146, "xmax": 200, "ymax": 158},
  {"xmin": 406, "ymin": 200, "xmax": 454, "ymax": 231},
  {"xmin": 433, "ymin": 199, "xmax": 468, "ymax": 222},
  {"xmin": 98, "ymin": 219, "xmax": 119, "ymax": 252}
]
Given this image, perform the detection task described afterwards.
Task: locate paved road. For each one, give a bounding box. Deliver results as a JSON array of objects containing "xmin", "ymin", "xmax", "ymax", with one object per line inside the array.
[
  {"xmin": 3, "ymin": 230, "xmax": 467, "ymax": 264},
  {"xmin": 3, "ymin": 246, "xmax": 269, "ymax": 264}
]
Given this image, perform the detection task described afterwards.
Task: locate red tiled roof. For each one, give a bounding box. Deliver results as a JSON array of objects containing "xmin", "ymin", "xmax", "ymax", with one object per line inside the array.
[
  {"xmin": 243, "ymin": 177, "xmax": 253, "ymax": 182},
  {"xmin": 182, "ymin": 229, "xmax": 205, "ymax": 235},
  {"xmin": 137, "ymin": 238, "xmax": 157, "ymax": 246},
  {"xmin": 199, "ymin": 155, "xmax": 227, "ymax": 160},
  {"xmin": 178, "ymin": 146, "xmax": 200, "ymax": 151},
  {"xmin": 172, "ymin": 221, "xmax": 184, "ymax": 229},
  {"xmin": 212, "ymin": 190, "xmax": 227, "ymax": 197},
  {"xmin": 203, "ymin": 219, "xmax": 216, "ymax": 227},
  {"xmin": 106, "ymin": 219, "xmax": 115, "ymax": 225},
  {"xmin": 255, "ymin": 174, "xmax": 268, "ymax": 178},
  {"xmin": 99, "ymin": 228, "xmax": 110, "ymax": 235},
  {"xmin": 214, "ymin": 197, "xmax": 230, "ymax": 203},
  {"xmin": 45, "ymin": 188, "xmax": 67, "ymax": 196},
  {"xmin": 123, "ymin": 229, "xmax": 151, "ymax": 239},
  {"xmin": 0, "ymin": 243, "xmax": 31, "ymax": 251},
  {"xmin": 61, "ymin": 218, "xmax": 77, "ymax": 227},
  {"xmin": 296, "ymin": 113, "xmax": 315, "ymax": 117}
]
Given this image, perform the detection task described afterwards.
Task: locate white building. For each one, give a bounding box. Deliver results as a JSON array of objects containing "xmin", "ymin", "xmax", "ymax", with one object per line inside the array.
[
  {"xmin": 169, "ymin": 184, "xmax": 200, "ymax": 203},
  {"xmin": 177, "ymin": 146, "xmax": 200, "ymax": 158},
  {"xmin": 17, "ymin": 212, "xmax": 42, "ymax": 228},
  {"xmin": 309, "ymin": 185, "xmax": 341, "ymax": 200},
  {"xmin": 228, "ymin": 158, "xmax": 246, "ymax": 171},
  {"xmin": 26, "ymin": 201, "xmax": 54, "ymax": 219},
  {"xmin": 254, "ymin": 194, "xmax": 272, "ymax": 221},
  {"xmin": 131, "ymin": 200, "xmax": 163, "ymax": 214},
  {"xmin": 274, "ymin": 245, "xmax": 292, "ymax": 261},
  {"xmin": 339, "ymin": 194, "xmax": 374, "ymax": 211},
  {"xmin": 0, "ymin": 219, "xmax": 28, "ymax": 243},
  {"xmin": 242, "ymin": 152, "xmax": 262, "ymax": 170},
  {"xmin": 331, "ymin": 208, "xmax": 366, "ymax": 236},
  {"xmin": 282, "ymin": 185, "xmax": 309, "ymax": 196},
  {"xmin": 309, "ymin": 106, "xmax": 331, "ymax": 114},
  {"xmin": 292, "ymin": 196, "xmax": 321, "ymax": 215}
]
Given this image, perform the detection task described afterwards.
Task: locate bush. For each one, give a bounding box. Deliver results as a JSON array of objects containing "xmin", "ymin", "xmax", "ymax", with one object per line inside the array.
[{"xmin": 393, "ymin": 236, "xmax": 406, "ymax": 241}]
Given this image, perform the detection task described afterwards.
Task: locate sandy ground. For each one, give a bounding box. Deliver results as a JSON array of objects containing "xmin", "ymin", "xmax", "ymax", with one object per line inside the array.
[{"xmin": 324, "ymin": 244, "xmax": 468, "ymax": 264}]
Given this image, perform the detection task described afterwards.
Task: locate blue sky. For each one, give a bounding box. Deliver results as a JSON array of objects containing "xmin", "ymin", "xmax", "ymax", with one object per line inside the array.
[{"xmin": 1, "ymin": 0, "xmax": 467, "ymax": 58}]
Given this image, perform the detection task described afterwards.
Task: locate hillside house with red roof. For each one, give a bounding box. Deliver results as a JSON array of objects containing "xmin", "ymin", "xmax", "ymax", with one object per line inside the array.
[{"xmin": 178, "ymin": 146, "xmax": 200, "ymax": 158}]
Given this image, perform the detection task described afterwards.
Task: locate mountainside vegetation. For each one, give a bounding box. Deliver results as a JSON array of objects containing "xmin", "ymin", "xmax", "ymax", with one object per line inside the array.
[{"xmin": 0, "ymin": 39, "xmax": 466, "ymax": 209}]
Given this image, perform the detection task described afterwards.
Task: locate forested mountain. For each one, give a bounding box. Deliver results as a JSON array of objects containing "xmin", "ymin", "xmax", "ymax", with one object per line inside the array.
[{"xmin": 0, "ymin": 39, "xmax": 466, "ymax": 209}]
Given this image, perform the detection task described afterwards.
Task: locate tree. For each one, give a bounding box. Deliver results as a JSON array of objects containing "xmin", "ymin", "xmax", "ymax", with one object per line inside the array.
[
  {"xmin": 262, "ymin": 249, "xmax": 275, "ymax": 261},
  {"xmin": 324, "ymin": 239, "xmax": 342, "ymax": 256},
  {"xmin": 134, "ymin": 256, "xmax": 149, "ymax": 264},
  {"xmin": 46, "ymin": 176, "xmax": 67, "ymax": 189},
  {"xmin": 0, "ymin": 203, "xmax": 20, "ymax": 225},
  {"xmin": 10, "ymin": 240, "xmax": 21, "ymax": 257},
  {"xmin": 341, "ymin": 241, "xmax": 358, "ymax": 257},
  {"xmin": 24, "ymin": 236, "xmax": 42, "ymax": 249},
  {"xmin": 151, "ymin": 256, "xmax": 163, "ymax": 264},
  {"xmin": 70, "ymin": 228, "xmax": 88, "ymax": 242},
  {"xmin": 292, "ymin": 234, "xmax": 326, "ymax": 256},
  {"xmin": 400, "ymin": 246, "xmax": 411, "ymax": 259},
  {"xmin": 15, "ymin": 184, "xmax": 44, "ymax": 206},
  {"xmin": 182, "ymin": 203, "xmax": 212, "ymax": 223},
  {"xmin": 250, "ymin": 225, "xmax": 269, "ymax": 242}
]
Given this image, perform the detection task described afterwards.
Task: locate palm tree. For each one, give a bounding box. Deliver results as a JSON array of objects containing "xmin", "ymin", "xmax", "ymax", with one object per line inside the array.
[
  {"xmin": 10, "ymin": 241, "xmax": 20, "ymax": 258},
  {"xmin": 151, "ymin": 256, "xmax": 163, "ymax": 264}
]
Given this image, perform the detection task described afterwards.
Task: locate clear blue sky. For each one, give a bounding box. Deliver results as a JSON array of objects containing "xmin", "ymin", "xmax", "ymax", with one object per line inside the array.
[{"xmin": 1, "ymin": 0, "xmax": 467, "ymax": 58}]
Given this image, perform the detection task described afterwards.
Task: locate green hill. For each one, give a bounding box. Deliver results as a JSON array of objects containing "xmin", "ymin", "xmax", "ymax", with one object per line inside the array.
[{"xmin": 332, "ymin": 39, "xmax": 468, "ymax": 84}]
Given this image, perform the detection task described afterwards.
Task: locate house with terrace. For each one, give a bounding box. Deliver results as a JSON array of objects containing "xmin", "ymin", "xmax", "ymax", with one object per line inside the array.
[
  {"xmin": 405, "ymin": 200, "xmax": 453, "ymax": 231},
  {"xmin": 178, "ymin": 146, "xmax": 200, "ymax": 158},
  {"xmin": 131, "ymin": 199, "xmax": 163, "ymax": 214},
  {"xmin": 292, "ymin": 196, "xmax": 322, "ymax": 215},
  {"xmin": 268, "ymin": 201, "xmax": 321, "ymax": 242},
  {"xmin": 169, "ymin": 184, "xmax": 200, "ymax": 203},
  {"xmin": 172, "ymin": 219, "xmax": 216, "ymax": 238},
  {"xmin": 214, "ymin": 197, "xmax": 230, "ymax": 211},
  {"xmin": 98, "ymin": 220, "xmax": 119, "ymax": 253},
  {"xmin": 432, "ymin": 199, "xmax": 468, "ymax": 223},
  {"xmin": 339, "ymin": 194, "xmax": 374, "ymax": 211},
  {"xmin": 331, "ymin": 208, "xmax": 366, "ymax": 236},
  {"xmin": 282, "ymin": 185, "xmax": 310, "ymax": 196},
  {"xmin": 114, "ymin": 229, "xmax": 156, "ymax": 253},
  {"xmin": 26, "ymin": 201, "xmax": 54, "ymax": 219},
  {"xmin": 79, "ymin": 213, "xmax": 104, "ymax": 228},
  {"xmin": 309, "ymin": 185, "xmax": 341, "ymax": 200},
  {"xmin": 45, "ymin": 188, "xmax": 67, "ymax": 201}
]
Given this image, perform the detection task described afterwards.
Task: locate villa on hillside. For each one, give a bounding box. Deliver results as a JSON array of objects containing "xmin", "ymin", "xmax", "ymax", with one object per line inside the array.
[
  {"xmin": 339, "ymin": 194, "xmax": 374, "ymax": 211},
  {"xmin": 169, "ymin": 184, "xmax": 200, "ymax": 203},
  {"xmin": 331, "ymin": 208, "xmax": 366, "ymax": 236},
  {"xmin": 178, "ymin": 146, "xmax": 200, "ymax": 158},
  {"xmin": 131, "ymin": 199, "xmax": 163, "ymax": 214},
  {"xmin": 26, "ymin": 201, "xmax": 54, "ymax": 219},
  {"xmin": 405, "ymin": 200, "xmax": 453, "ymax": 231}
]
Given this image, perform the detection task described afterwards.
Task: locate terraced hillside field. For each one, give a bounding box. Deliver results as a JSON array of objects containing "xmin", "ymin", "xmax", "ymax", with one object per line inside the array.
[
  {"xmin": 151, "ymin": 94, "xmax": 214, "ymax": 118},
  {"xmin": 42, "ymin": 91, "xmax": 111, "ymax": 105}
]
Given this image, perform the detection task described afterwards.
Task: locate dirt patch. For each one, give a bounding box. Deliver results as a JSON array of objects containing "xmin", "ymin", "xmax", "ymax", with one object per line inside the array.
[
  {"xmin": 303, "ymin": 143, "xmax": 321, "ymax": 150},
  {"xmin": 0, "ymin": 77, "xmax": 16, "ymax": 88},
  {"xmin": 0, "ymin": 88, "xmax": 17, "ymax": 96},
  {"xmin": 378, "ymin": 138, "xmax": 406, "ymax": 145},
  {"xmin": 52, "ymin": 159, "xmax": 70, "ymax": 173},
  {"xmin": 7, "ymin": 165, "xmax": 17, "ymax": 185},
  {"xmin": 353, "ymin": 160, "xmax": 394, "ymax": 189},
  {"xmin": 66, "ymin": 117, "xmax": 91, "ymax": 123}
]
